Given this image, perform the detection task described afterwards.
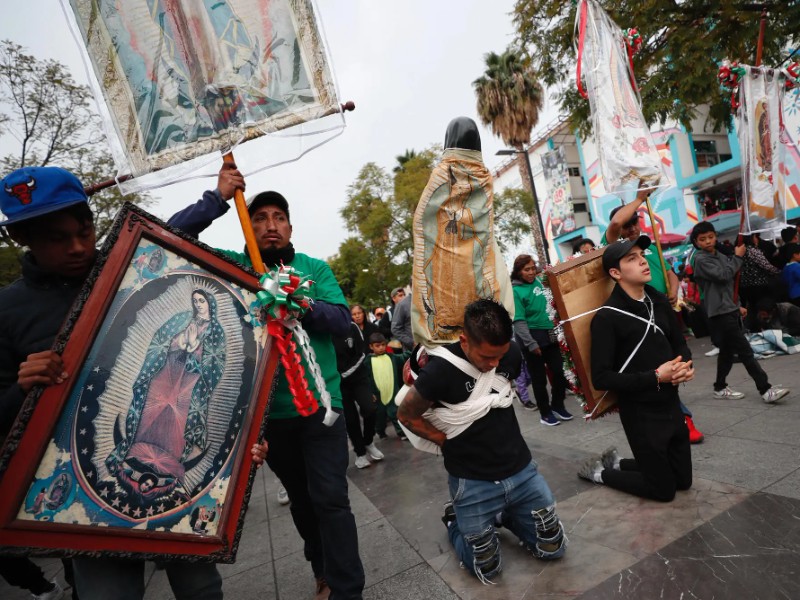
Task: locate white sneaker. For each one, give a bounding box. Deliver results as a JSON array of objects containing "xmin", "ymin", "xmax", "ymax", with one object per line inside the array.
[
  {"xmin": 354, "ymin": 455, "xmax": 371, "ymax": 469},
  {"xmin": 277, "ymin": 485, "xmax": 289, "ymax": 506},
  {"xmin": 714, "ymin": 387, "xmax": 745, "ymax": 399},
  {"xmin": 705, "ymin": 347, "xmax": 720, "ymax": 357},
  {"xmin": 33, "ymin": 581, "xmax": 64, "ymax": 600},
  {"xmin": 365, "ymin": 443, "xmax": 384, "ymax": 461},
  {"xmin": 762, "ymin": 387, "xmax": 790, "ymax": 404}
]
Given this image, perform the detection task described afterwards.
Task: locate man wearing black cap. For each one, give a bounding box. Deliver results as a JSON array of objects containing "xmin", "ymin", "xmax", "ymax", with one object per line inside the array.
[
  {"xmin": 578, "ymin": 236, "xmax": 695, "ymax": 502},
  {"xmin": 168, "ymin": 163, "xmax": 364, "ymax": 600}
]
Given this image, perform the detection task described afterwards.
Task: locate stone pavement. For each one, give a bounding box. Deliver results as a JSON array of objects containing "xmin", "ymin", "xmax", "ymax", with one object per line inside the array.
[{"xmin": 4, "ymin": 337, "xmax": 800, "ymax": 599}]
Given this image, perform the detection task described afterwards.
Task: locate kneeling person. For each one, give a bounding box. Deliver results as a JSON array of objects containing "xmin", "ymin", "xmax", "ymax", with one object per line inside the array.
[
  {"xmin": 581, "ymin": 236, "xmax": 694, "ymax": 501},
  {"xmin": 397, "ymin": 300, "xmax": 567, "ymax": 583}
]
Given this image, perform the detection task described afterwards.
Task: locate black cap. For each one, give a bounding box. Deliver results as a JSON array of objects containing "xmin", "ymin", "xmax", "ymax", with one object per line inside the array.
[
  {"xmin": 602, "ymin": 235, "xmax": 652, "ymax": 273},
  {"xmin": 246, "ymin": 191, "xmax": 290, "ymax": 222}
]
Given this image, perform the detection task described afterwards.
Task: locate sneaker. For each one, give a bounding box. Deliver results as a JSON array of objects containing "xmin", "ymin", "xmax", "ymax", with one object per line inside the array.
[
  {"xmin": 277, "ymin": 485, "xmax": 289, "ymax": 506},
  {"xmin": 600, "ymin": 446, "xmax": 620, "ymax": 471},
  {"xmin": 714, "ymin": 386, "xmax": 745, "ymax": 399},
  {"xmin": 33, "ymin": 581, "xmax": 63, "ymax": 600},
  {"xmin": 314, "ymin": 576, "xmax": 331, "ymax": 600},
  {"xmin": 365, "ymin": 443, "xmax": 384, "ymax": 461},
  {"xmin": 762, "ymin": 387, "xmax": 790, "ymax": 404},
  {"xmin": 685, "ymin": 416, "xmax": 705, "ymax": 444},
  {"xmin": 521, "ymin": 400, "xmax": 538, "ymax": 411},
  {"xmin": 540, "ymin": 413, "xmax": 560, "ymax": 426},
  {"xmin": 354, "ymin": 455, "xmax": 371, "ymax": 469},
  {"xmin": 705, "ymin": 346, "xmax": 720, "ymax": 357},
  {"xmin": 577, "ymin": 457, "xmax": 603, "ymax": 483},
  {"xmin": 441, "ymin": 502, "xmax": 456, "ymax": 528},
  {"xmin": 551, "ymin": 407, "xmax": 574, "ymax": 421}
]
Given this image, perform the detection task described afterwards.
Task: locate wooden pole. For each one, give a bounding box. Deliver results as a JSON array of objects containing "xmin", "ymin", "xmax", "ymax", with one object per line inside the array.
[
  {"xmin": 222, "ymin": 151, "xmax": 266, "ymax": 274},
  {"xmin": 644, "ymin": 197, "xmax": 671, "ymax": 297}
]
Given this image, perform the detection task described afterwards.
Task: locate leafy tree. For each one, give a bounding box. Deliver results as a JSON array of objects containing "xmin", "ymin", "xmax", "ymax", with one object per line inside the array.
[
  {"xmin": 0, "ymin": 41, "xmax": 151, "ymax": 285},
  {"xmin": 473, "ymin": 49, "xmax": 548, "ymax": 263},
  {"xmin": 329, "ymin": 151, "xmax": 436, "ymax": 308},
  {"xmin": 393, "ymin": 149, "xmax": 418, "ymax": 173},
  {"xmin": 512, "ymin": 0, "xmax": 800, "ymax": 136},
  {"xmin": 494, "ymin": 187, "xmax": 534, "ymax": 254}
]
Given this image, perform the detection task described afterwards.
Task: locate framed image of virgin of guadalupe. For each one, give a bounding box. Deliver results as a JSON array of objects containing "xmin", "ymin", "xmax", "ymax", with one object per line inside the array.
[
  {"xmin": 547, "ymin": 248, "xmax": 617, "ymax": 419},
  {"xmin": 0, "ymin": 204, "xmax": 277, "ymax": 562}
]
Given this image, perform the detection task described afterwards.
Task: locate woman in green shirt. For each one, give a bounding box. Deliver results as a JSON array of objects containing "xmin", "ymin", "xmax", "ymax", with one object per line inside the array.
[{"xmin": 511, "ymin": 255, "xmax": 573, "ymax": 426}]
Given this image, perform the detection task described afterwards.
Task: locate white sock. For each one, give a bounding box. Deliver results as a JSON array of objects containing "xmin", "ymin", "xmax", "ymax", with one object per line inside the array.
[{"xmin": 594, "ymin": 468, "xmax": 604, "ymax": 484}]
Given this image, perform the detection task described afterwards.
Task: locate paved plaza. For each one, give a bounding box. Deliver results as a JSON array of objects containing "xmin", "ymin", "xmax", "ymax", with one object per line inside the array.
[{"xmin": 4, "ymin": 337, "xmax": 800, "ymax": 599}]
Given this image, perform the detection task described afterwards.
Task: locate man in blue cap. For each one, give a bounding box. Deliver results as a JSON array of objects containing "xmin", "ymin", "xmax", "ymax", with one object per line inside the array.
[{"xmin": 0, "ymin": 166, "xmax": 224, "ymax": 600}]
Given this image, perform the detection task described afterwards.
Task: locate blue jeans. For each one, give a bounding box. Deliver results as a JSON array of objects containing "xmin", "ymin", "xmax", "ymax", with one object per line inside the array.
[
  {"xmin": 72, "ymin": 558, "xmax": 221, "ymax": 600},
  {"xmin": 265, "ymin": 408, "xmax": 364, "ymax": 599},
  {"xmin": 446, "ymin": 462, "xmax": 566, "ymax": 582}
]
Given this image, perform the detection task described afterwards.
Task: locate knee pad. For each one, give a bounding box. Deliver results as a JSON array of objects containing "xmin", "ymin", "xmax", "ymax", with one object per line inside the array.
[
  {"xmin": 464, "ymin": 525, "xmax": 502, "ymax": 584},
  {"xmin": 530, "ymin": 504, "xmax": 567, "ymax": 559}
]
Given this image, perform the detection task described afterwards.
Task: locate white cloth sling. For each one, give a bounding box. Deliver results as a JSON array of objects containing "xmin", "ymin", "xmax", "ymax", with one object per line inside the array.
[{"xmin": 395, "ymin": 346, "xmax": 514, "ymax": 454}]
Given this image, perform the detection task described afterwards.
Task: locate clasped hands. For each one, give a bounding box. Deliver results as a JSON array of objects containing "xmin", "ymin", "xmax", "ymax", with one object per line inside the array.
[{"xmin": 655, "ymin": 355, "xmax": 694, "ymax": 386}]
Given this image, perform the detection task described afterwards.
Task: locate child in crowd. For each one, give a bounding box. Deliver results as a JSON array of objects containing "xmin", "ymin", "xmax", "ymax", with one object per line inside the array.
[
  {"xmin": 691, "ymin": 221, "xmax": 790, "ymax": 404},
  {"xmin": 781, "ymin": 243, "xmax": 800, "ymax": 307},
  {"xmin": 366, "ymin": 333, "xmax": 407, "ymax": 440}
]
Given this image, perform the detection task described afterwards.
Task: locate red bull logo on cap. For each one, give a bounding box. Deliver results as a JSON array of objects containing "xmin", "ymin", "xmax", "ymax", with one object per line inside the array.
[{"xmin": 4, "ymin": 175, "xmax": 36, "ymax": 205}]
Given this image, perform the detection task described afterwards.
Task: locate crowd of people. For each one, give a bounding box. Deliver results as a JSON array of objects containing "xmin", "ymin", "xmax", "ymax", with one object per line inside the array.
[{"xmin": 0, "ymin": 153, "xmax": 797, "ymax": 598}]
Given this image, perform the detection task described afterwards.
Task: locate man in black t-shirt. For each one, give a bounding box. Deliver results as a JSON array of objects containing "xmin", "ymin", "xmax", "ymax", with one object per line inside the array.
[{"xmin": 397, "ymin": 300, "xmax": 567, "ymax": 583}]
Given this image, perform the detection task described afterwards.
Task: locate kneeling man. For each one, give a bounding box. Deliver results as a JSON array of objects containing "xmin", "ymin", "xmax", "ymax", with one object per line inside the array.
[
  {"xmin": 398, "ymin": 299, "xmax": 567, "ymax": 583},
  {"xmin": 580, "ymin": 236, "xmax": 694, "ymax": 501}
]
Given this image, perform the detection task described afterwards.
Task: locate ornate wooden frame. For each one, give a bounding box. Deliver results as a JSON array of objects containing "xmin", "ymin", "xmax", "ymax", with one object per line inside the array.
[{"xmin": 0, "ymin": 204, "xmax": 277, "ymax": 562}]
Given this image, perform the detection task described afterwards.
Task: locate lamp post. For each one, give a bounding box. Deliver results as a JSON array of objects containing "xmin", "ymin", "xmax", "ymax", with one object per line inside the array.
[{"xmin": 496, "ymin": 148, "xmax": 551, "ymax": 265}]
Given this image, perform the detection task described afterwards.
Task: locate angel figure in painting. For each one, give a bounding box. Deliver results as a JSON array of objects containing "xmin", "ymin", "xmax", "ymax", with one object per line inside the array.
[{"xmin": 106, "ymin": 288, "xmax": 226, "ymax": 504}]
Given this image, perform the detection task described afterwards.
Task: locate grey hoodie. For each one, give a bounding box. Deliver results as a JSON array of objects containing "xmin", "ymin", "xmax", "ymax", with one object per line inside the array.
[{"xmin": 693, "ymin": 250, "xmax": 744, "ymax": 317}]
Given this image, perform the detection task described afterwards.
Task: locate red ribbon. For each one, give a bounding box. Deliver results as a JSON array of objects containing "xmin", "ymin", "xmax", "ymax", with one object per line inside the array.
[
  {"xmin": 267, "ymin": 319, "xmax": 318, "ymax": 417},
  {"xmin": 576, "ymin": 0, "xmax": 589, "ymax": 99}
]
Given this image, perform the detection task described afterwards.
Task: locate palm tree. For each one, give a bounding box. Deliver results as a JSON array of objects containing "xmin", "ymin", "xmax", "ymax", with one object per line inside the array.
[
  {"xmin": 473, "ymin": 49, "xmax": 547, "ymax": 264},
  {"xmin": 393, "ymin": 149, "xmax": 418, "ymax": 173}
]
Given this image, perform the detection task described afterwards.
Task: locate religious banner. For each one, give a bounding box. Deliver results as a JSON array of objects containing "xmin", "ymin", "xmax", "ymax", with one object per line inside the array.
[
  {"xmin": 541, "ymin": 146, "xmax": 577, "ymax": 237},
  {"xmin": 736, "ymin": 65, "xmax": 790, "ymax": 234},
  {"xmin": 575, "ymin": 0, "xmax": 666, "ymax": 194},
  {"xmin": 411, "ymin": 134, "xmax": 515, "ymax": 348},
  {"xmin": 63, "ymin": 0, "xmax": 341, "ymax": 192},
  {"xmin": 0, "ymin": 205, "xmax": 276, "ymax": 562}
]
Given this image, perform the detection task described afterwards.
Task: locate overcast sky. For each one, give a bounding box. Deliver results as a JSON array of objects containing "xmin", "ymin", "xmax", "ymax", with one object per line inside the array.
[{"xmin": 1, "ymin": 0, "xmax": 559, "ymax": 260}]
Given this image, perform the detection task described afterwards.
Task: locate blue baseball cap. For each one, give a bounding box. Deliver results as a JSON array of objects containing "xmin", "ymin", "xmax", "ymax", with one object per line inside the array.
[{"xmin": 0, "ymin": 166, "xmax": 88, "ymax": 226}]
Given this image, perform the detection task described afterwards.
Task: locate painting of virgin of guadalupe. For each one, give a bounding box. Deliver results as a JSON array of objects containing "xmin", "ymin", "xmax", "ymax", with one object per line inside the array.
[
  {"xmin": 0, "ymin": 205, "xmax": 276, "ymax": 562},
  {"xmin": 105, "ymin": 288, "xmax": 227, "ymax": 504}
]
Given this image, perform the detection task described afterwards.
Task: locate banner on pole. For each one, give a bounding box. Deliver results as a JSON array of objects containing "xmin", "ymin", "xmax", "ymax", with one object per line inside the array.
[
  {"xmin": 64, "ymin": 0, "xmax": 341, "ymax": 192},
  {"xmin": 737, "ymin": 65, "xmax": 790, "ymax": 235},
  {"xmin": 541, "ymin": 147, "xmax": 577, "ymax": 238},
  {"xmin": 574, "ymin": 0, "xmax": 666, "ymax": 195}
]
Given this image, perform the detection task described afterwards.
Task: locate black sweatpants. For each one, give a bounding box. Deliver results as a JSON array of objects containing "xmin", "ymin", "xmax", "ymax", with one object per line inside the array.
[
  {"xmin": 340, "ymin": 372, "xmax": 377, "ymax": 456},
  {"xmin": 601, "ymin": 402, "xmax": 692, "ymax": 502},
  {"xmin": 523, "ymin": 343, "xmax": 568, "ymax": 415},
  {"xmin": 710, "ymin": 310, "xmax": 770, "ymax": 394}
]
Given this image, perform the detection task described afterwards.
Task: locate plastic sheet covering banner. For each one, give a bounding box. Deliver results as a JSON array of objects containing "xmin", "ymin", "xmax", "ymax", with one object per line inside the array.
[
  {"xmin": 737, "ymin": 65, "xmax": 789, "ymax": 234},
  {"xmin": 64, "ymin": 0, "xmax": 340, "ymax": 191},
  {"xmin": 574, "ymin": 0, "xmax": 665, "ymax": 194},
  {"xmin": 541, "ymin": 146, "xmax": 577, "ymax": 237}
]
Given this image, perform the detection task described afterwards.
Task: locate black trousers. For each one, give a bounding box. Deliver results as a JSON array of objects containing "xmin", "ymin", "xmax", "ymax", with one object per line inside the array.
[
  {"xmin": 340, "ymin": 372, "xmax": 376, "ymax": 456},
  {"xmin": 523, "ymin": 343, "xmax": 568, "ymax": 415},
  {"xmin": 710, "ymin": 310, "xmax": 770, "ymax": 394},
  {"xmin": 602, "ymin": 402, "xmax": 692, "ymax": 502},
  {"xmin": 265, "ymin": 409, "xmax": 364, "ymax": 599}
]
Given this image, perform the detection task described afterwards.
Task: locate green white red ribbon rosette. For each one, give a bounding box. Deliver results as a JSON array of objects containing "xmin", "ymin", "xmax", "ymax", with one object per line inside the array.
[
  {"xmin": 257, "ymin": 265, "xmax": 337, "ymax": 425},
  {"xmin": 718, "ymin": 59, "xmax": 747, "ymax": 110}
]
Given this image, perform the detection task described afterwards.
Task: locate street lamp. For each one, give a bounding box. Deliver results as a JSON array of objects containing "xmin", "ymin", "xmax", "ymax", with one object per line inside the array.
[{"xmin": 496, "ymin": 148, "xmax": 551, "ymax": 265}]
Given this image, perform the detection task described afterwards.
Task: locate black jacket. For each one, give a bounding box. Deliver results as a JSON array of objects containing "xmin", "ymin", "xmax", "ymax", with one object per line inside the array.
[
  {"xmin": 591, "ymin": 284, "xmax": 690, "ymax": 408},
  {"xmin": 0, "ymin": 253, "xmax": 88, "ymax": 436},
  {"xmin": 332, "ymin": 322, "xmax": 369, "ymax": 382}
]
